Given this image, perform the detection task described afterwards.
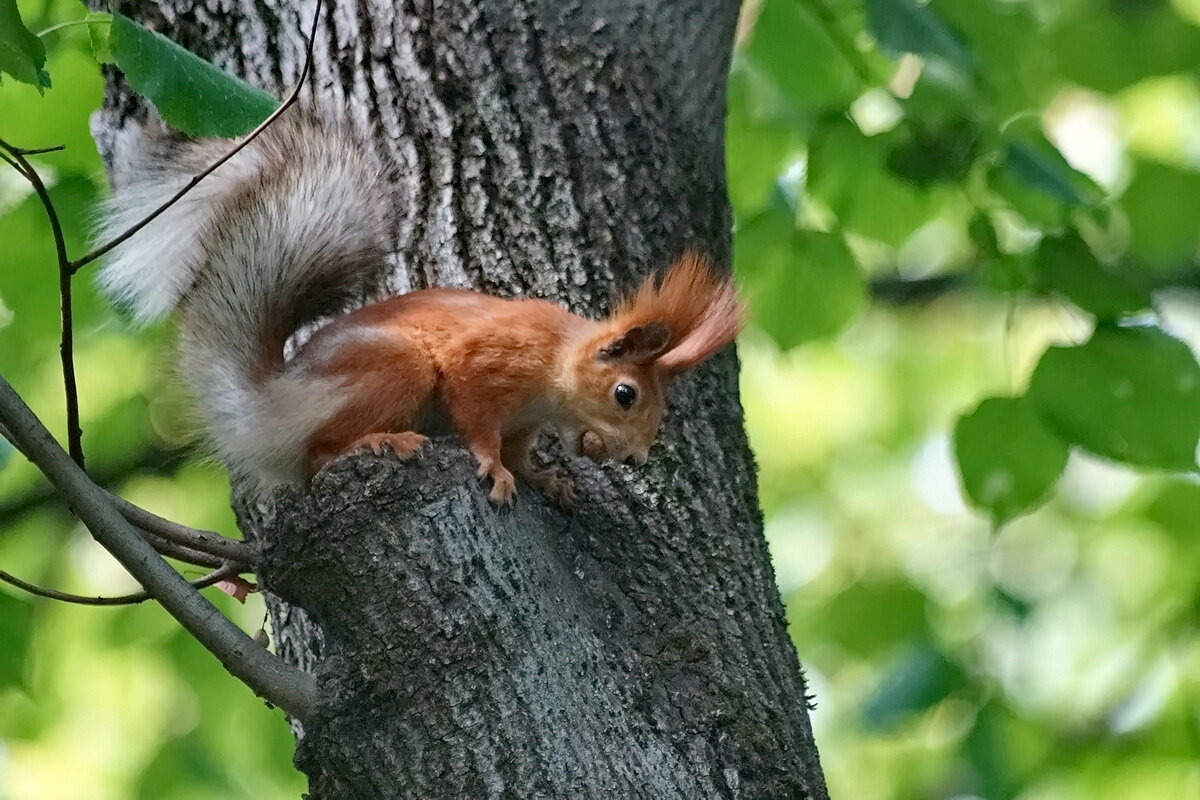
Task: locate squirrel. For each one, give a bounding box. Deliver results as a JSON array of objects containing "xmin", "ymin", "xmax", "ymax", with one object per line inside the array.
[{"xmin": 97, "ymin": 113, "xmax": 743, "ymax": 506}]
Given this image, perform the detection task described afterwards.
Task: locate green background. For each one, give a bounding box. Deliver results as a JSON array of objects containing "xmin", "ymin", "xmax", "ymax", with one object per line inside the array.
[{"xmin": 3, "ymin": 0, "xmax": 1199, "ymax": 797}]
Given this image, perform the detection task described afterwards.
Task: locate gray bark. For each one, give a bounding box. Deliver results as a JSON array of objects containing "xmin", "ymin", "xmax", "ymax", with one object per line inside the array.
[{"xmin": 99, "ymin": 0, "xmax": 827, "ymax": 797}]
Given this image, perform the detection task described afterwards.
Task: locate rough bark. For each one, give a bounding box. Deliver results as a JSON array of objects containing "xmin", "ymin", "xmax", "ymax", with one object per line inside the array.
[{"xmin": 97, "ymin": 0, "xmax": 827, "ymax": 797}]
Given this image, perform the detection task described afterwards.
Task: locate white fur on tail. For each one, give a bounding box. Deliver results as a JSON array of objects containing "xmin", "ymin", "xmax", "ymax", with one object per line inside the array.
[
  {"xmin": 96, "ymin": 129, "xmax": 263, "ymax": 321},
  {"xmin": 96, "ymin": 113, "xmax": 395, "ymax": 483}
]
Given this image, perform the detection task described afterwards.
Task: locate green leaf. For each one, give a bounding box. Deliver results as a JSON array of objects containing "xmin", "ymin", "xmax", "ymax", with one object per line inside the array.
[
  {"xmin": 819, "ymin": 581, "xmax": 929, "ymax": 658},
  {"xmin": 954, "ymin": 396, "xmax": 1069, "ymax": 524},
  {"xmin": 937, "ymin": 0, "xmax": 1050, "ymax": 117},
  {"xmin": 110, "ymin": 12, "xmax": 279, "ymax": 138},
  {"xmin": 1034, "ymin": 234, "xmax": 1150, "ymax": 321},
  {"xmin": 1028, "ymin": 326, "xmax": 1200, "ymax": 471},
  {"xmin": 0, "ymin": 45, "xmax": 104, "ymax": 175},
  {"xmin": 725, "ymin": 61, "xmax": 796, "ymax": 216},
  {"xmin": 866, "ymin": 0, "xmax": 974, "ymax": 74},
  {"xmin": 1122, "ymin": 160, "xmax": 1200, "ymax": 268},
  {"xmin": 806, "ymin": 120, "xmax": 945, "ymax": 247},
  {"xmin": 885, "ymin": 118, "xmax": 980, "ymax": 188},
  {"xmin": 0, "ymin": 0, "xmax": 51, "ymax": 90},
  {"xmin": 744, "ymin": 0, "xmax": 859, "ymax": 114},
  {"xmin": 0, "ymin": 590, "xmax": 33, "ymax": 689},
  {"xmin": 1145, "ymin": 481, "xmax": 1200, "ymax": 553},
  {"xmin": 1048, "ymin": 5, "xmax": 1200, "ymax": 94},
  {"xmin": 87, "ymin": 12, "xmax": 114, "ymax": 64},
  {"xmin": 735, "ymin": 204, "xmax": 865, "ymax": 349},
  {"xmin": 1001, "ymin": 139, "xmax": 1096, "ymax": 208},
  {"xmin": 862, "ymin": 642, "xmax": 965, "ymax": 730}
]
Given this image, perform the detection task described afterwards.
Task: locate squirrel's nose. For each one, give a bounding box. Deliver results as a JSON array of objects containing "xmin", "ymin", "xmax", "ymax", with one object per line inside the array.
[{"xmin": 624, "ymin": 449, "xmax": 649, "ymax": 467}]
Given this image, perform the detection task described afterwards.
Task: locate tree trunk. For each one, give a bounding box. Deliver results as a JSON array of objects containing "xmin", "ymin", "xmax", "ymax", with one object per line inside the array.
[{"xmin": 98, "ymin": 1, "xmax": 828, "ymax": 797}]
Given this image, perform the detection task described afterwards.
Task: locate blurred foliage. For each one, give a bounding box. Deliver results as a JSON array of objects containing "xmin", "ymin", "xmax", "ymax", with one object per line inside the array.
[{"xmin": 1, "ymin": 0, "xmax": 1199, "ymax": 798}]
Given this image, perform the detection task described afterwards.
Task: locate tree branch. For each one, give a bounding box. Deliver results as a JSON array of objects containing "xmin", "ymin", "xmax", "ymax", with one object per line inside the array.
[
  {"xmin": 0, "ymin": 374, "xmax": 315, "ymax": 719},
  {"xmin": 0, "ymin": 563, "xmax": 238, "ymax": 606},
  {"xmin": 868, "ymin": 268, "xmax": 1200, "ymax": 305},
  {"xmin": 111, "ymin": 492, "xmax": 259, "ymax": 565},
  {"xmin": 0, "ymin": 425, "xmax": 256, "ymax": 569},
  {"xmin": 0, "ymin": 138, "xmax": 84, "ymax": 467},
  {"xmin": 0, "ymin": 441, "xmax": 182, "ymax": 526}
]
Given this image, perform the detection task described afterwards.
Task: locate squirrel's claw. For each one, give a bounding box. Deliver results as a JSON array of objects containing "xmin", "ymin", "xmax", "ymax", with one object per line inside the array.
[
  {"xmin": 524, "ymin": 467, "xmax": 576, "ymax": 510},
  {"xmin": 475, "ymin": 457, "xmax": 517, "ymax": 507},
  {"xmin": 350, "ymin": 432, "xmax": 428, "ymax": 461}
]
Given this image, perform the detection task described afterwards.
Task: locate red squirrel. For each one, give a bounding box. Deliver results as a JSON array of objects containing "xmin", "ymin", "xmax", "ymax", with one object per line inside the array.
[{"xmin": 98, "ymin": 113, "xmax": 743, "ymax": 506}]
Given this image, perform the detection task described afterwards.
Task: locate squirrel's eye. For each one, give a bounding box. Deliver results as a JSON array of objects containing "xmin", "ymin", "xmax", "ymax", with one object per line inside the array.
[{"xmin": 614, "ymin": 383, "xmax": 637, "ymax": 410}]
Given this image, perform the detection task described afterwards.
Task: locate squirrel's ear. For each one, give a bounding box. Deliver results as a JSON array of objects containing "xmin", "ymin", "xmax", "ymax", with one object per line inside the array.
[
  {"xmin": 656, "ymin": 286, "xmax": 744, "ymax": 374},
  {"xmin": 597, "ymin": 322, "xmax": 671, "ymax": 364}
]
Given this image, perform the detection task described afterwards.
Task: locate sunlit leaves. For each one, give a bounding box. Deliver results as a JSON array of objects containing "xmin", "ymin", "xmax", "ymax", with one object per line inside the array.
[
  {"xmin": 0, "ymin": 177, "xmax": 102, "ymax": 376},
  {"xmin": 862, "ymin": 642, "xmax": 965, "ymax": 730},
  {"xmin": 0, "ymin": 45, "xmax": 104, "ymax": 174},
  {"xmin": 1049, "ymin": 6, "xmax": 1200, "ymax": 94},
  {"xmin": 806, "ymin": 122, "xmax": 942, "ymax": 246},
  {"xmin": 885, "ymin": 117, "xmax": 979, "ymax": 187},
  {"xmin": 993, "ymin": 116, "xmax": 1102, "ymax": 219},
  {"xmin": 957, "ymin": 324, "xmax": 1200, "ymax": 524},
  {"xmin": 815, "ymin": 580, "xmax": 928, "ymax": 657},
  {"xmin": 86, "ymin": 12, "xmax": 113, "ymax": 64},
  {"xmin": 0, "ymin": 590, "xmax": 33, "ymax": 689},
  {"xmin": 735, "ymin": 203, "xmax": 865, "ymax": 349},
  {"xmin": 1122, "ymin": 159, "xmax": 1200, "ymax": 266},
  {"xmin": 866, "ymin": 0, "xmax": 973, "ymax": 74},
  {"xmin": 1029, "ymin": 326, "xmax": 1200, "ymax": 471},
  {"xmin": 1034, "ymin": 234, "xmax": 1149, "ymax": 321},
  {"xmin": 110, "ymin": 12, "xmax": 278, "ymax": 138},
  {"xmin": 0, "ymin": 0, "xmax": 50, "ymax": 90},
  {"xmin": 725, "ymin": 62, "xmax": 796, "ymax": 214},
  {"xmin": 743, "ymin": 0, "xmax": 859, "ymax": 115},
  {"xmin": 955, "ymin": 396, "xmax": 1068, "ymax": 524}
]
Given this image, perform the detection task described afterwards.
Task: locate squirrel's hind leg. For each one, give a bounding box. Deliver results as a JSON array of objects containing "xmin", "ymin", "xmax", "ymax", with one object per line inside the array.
[{"xmin": 303, "ymin": 335, "xmax": 437, "ymax": 476}]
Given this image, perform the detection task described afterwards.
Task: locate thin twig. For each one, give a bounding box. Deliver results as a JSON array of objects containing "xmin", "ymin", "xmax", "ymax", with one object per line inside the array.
[
  {"xmin": 138, "ymin": 530, "xmax": 231, "ymax": 569},
  {"xmin": 0, "ymin": 563, "xmax": 238, "ymax": 606},
  {"xmin": 68, "ymin": 0, "xmax": 325, "ymax": 274},
  {"xmin": 0, "ymin": 373, "xmax": 315, "ymax": 719},
  {"xmin": 0, "ymin": 150, "xmax": 26, "ymax": 174},
  {"xmin": 0, "ymin": 138, "xmax": 84, "ymax": 468},
  {"xmin": 112, "ymin": 492, "xmax": 259, "ymax": 565},
  {"xmin": 38, "ymin": 18, "xmax": 111, "ymax": 39},
  {"xmin": 0, "ymin": 422, "xmax": 256, "ymax": 568},
  {"xmin": 15, "ymin": 144, "xmax": 67, "ymax": 156}
]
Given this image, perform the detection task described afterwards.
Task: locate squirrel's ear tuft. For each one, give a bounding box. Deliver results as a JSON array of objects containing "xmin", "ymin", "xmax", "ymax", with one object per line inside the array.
[
  {"xmin": 655, "ymin": 278, "xmax": 744, "ymax": 373},
  {"xmin": 602, "ymin": 251, "xmax": 745, "ymax": 372},
  {"xmin": 597, "ymin": 322, "xmax": 671, "ymax": 363}
]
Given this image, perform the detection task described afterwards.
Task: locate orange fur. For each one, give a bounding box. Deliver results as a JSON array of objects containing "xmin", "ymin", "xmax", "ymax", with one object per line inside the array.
[
  {"xmin": 299, "ymin": 254, "xmax": 744, "ymax": 505},
  {"xmin": 606, "ymin": 251, "xmax": 745, "ymax": 372}
]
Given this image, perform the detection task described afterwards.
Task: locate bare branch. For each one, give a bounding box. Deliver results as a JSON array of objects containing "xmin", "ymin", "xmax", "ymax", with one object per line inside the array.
[
  {"xmin": 0, "ymin": 139, "xmax": 84, "ymax": 467},
  {"xmin": 138, "ymin": 529, "xmax": 233, "ymax": 569},
  {"xmin": 112, "ymin": 492, "xmax": 260, "ymax": 566},
  {"xmin": 0, "ymin": 374, "xmax": 316, "ymax": 719},
  {"xmin": 68, "ymin": 0, "xmax": 325, "ymax": 274},
  {"xmin": 15, "ymin": 144, "xmax": 67, "ymax": 156},
  {"xmin": 1, "ymin": 406, "xmax": 256, "ymax": 568},
  {"xmin": 0, "ymin": 563, "xmax": 238, "ymax": 607},
  {"xmin": 0, "ymin": 150, "xmax": 25, "ymax": 173}
]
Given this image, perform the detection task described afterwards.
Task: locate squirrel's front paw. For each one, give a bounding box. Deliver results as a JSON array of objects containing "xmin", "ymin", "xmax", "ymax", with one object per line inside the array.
[
  {"xmin": 476, "ymin": 460, "xmax": 517, "ymax": 506},
  {"xmin": 350, "ymin": 432, "xmax": 428, "ymax": 460},
  {"xmin": 525, "ymin": 467, "xmax": 577, "ymax": 510}
]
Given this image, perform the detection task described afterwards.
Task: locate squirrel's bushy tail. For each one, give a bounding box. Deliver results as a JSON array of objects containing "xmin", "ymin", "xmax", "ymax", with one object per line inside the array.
[{"xmin": 97, "ymin": 114, "xmax": 394, "ymax": 482}]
